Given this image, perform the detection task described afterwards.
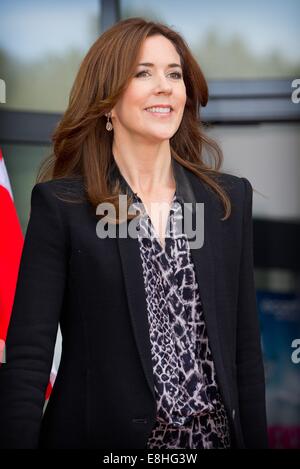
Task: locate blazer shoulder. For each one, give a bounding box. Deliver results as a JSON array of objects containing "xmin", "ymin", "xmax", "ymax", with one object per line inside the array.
[
  {"xmin": 210, "ymin": 171, "xmax": 253, "ymax": 206},
  {"xmin": 212, "ymin": 170, "xmax": 251, "ymax": 191},
  {"xmin": 33, "ymin": 175, "xmax": 84, "ymax": 192},
  {"xmin": 185, "ymin": 163, "xmax": 251, "ymax": 196},
  {"xmin": 216, "ymin": 173, "xmax": 254, "ymax": 229},
  {"xmin": 31, "ymin": 176, "xmax": 86, "ymax": 207},
  {"xmin": 192, "ymin": 170, "xmax": 253, "ymax": 222}
]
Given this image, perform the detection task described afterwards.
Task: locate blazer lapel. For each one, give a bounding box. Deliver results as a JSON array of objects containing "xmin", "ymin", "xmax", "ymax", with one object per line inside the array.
[
  {"xmin": 116, "ymin": 157, "xmax": 230, "ymax": 411},
  {"xmin": 117, "ymin": 234, "xmax": 156, "ymax": 399}
]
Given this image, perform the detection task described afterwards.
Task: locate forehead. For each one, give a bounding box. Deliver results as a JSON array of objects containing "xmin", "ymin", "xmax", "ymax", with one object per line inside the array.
[{"xmin": 138, "ymin": 35, "xmax": 181, "ymax": 63}]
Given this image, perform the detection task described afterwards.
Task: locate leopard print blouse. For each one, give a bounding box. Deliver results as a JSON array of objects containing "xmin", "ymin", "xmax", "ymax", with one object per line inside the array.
[
  {"xmin": 131, "ymin": 191, "xmax": 231, "ymax": 449},
  {"xmin": 108, "ymin": 161, "xmax": 231, "ymax": 449}
]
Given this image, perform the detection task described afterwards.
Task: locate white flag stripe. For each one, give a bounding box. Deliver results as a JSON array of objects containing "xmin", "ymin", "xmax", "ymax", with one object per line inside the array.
[{"xmin": 0, "ymin": 157, "xmax": 14, "ymax": 200}]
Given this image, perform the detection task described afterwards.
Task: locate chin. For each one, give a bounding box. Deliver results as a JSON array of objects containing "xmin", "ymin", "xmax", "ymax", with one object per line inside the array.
[{"xmin": 145, "ymin": 130, "xmax": 175, "ymax": 142}]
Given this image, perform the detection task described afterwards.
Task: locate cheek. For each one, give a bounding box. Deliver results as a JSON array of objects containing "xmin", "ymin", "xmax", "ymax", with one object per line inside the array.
[
  {"xmin": 179, "ymin": 87, "xmax": 187, "ymax": 107},
  {"xmin": 115, "ymin": 99, "xmax": 146, "ymax": 127},
  {"xmin": 121, "ymin": 84, "xmax": 148, "ymax": 108}
]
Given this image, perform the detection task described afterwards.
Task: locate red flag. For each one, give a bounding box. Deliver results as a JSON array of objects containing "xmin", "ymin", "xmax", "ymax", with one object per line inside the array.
[
  {"xmin": 0, "ymin": 148, "xmax": 24, "ymax": 363},
  {"xmin": 0, "ymin": 148, "xmax": 58, "ymax": 404}
]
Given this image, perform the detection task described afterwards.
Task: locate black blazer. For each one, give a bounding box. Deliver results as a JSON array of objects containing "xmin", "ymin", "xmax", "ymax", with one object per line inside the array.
[{"xmin": 0, "ymin": 158, "xmax": 268, "ymax": 449}]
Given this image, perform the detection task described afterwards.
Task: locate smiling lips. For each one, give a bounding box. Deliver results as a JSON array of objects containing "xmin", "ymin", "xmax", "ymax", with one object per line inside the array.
[{"xmin": 144, "ymin": 105, "xmax": 173, "ymax": 117}]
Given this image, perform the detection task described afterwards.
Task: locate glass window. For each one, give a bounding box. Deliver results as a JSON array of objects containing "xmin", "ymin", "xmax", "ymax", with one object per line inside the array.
[
  {"xmin": 206, "ymin": 122, "xmax": 300, "ymax": 220},
  {"xmin": 1, "ymin": 144, "xmax": 51, "ymax": 232},
  {"xmin": 120, "ymin": 0, "xmax": 300, "ymax": 79},
  {"xmin": 0, "ymin": 0, "xmax": 101, "ymax": 112}
]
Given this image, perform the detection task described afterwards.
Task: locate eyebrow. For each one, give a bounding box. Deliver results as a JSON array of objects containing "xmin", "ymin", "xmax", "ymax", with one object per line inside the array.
[{"xmin": 137, "ymin": 62, "xmax": 182, "ymax": 69}]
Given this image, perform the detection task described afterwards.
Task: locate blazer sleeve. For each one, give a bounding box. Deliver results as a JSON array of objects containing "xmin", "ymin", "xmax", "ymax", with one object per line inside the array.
[
  {"xmin": 236, "ymin": 177, "xmax": 269, "ymax": 448},
  {"xmin": 0, "ymin": 182, "xmax": 68, "ymax": 448}
]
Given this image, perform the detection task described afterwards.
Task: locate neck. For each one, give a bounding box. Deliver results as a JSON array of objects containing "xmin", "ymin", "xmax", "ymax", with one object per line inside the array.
[{"xmin": 112, "ymin": 138, "xmax": 175, "ymax": 196}]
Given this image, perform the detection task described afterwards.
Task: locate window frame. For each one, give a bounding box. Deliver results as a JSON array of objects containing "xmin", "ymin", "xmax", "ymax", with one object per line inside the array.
[{"xmin": 0, "ymin": 0, "xmax": 299, "ymax": 143}]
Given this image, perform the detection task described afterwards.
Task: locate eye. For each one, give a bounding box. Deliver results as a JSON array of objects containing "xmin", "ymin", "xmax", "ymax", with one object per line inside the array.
[
  {"xmin": 135, "ymin": 70, "xmax": 150, "ymax": 78},
  {"xmin": 169, "ymin": 72, "xmax": 182, "ymax": 79},
  {"xmin": 135, "ymin": 70, "xmax": 183, "ymax": 79}
]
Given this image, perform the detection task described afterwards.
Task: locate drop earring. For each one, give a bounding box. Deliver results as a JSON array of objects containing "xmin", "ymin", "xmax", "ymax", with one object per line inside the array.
[{"xmin": 105, "ymin": 112, "xmax": 113, "ymax": 131}]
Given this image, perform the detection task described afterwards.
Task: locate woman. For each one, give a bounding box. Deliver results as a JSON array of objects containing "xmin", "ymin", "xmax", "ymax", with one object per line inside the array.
[{"xmin": 0, "ymin": 17, "xmax": 268, "ymax": 449}]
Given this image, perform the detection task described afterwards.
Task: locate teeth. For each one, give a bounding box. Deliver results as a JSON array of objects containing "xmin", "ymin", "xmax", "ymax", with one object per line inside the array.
[{"xmin": 146, "ymin": 107, "xmax": 171, "ymax": 113}]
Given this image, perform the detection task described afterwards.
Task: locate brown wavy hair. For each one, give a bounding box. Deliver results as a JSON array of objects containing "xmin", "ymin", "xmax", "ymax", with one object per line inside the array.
[{"xmin": 37, "ymin": 17, "xmax": 232, "ymax": 222}]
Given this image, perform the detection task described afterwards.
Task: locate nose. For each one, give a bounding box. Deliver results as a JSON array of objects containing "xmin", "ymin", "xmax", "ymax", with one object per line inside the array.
[{"xmin": 154, "ymin": 73, "xmax": 172, "ymax": 94}]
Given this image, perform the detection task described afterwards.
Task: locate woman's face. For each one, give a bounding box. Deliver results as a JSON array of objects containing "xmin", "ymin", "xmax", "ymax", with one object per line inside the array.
[{"xmin": 111, "ymin": 34, "xmax": 186, "ymax": 143}]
